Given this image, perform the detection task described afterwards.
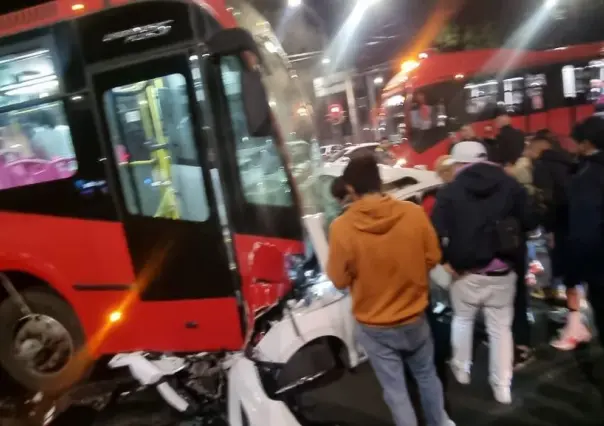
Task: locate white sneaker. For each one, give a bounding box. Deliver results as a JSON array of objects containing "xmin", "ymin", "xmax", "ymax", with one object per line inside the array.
[
  {"xmin": 550, "ymin": 312, "xmax": 591, "ymax": 351},
  {"xmin": 450, "ymin": 363, "xmax": 471, "ymax": 384},
  {"xmin": 492, "ymin": 385, "xmax": 512, "ymax": 404}
]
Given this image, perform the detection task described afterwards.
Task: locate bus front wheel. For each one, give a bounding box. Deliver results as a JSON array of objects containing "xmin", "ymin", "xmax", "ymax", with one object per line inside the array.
[{"xmin": 0, "ymin": 287, "xmax": 88, "ymax": 393}]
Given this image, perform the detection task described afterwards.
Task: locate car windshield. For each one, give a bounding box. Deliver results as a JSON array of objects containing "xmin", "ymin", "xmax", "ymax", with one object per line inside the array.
[
  {"xmin": 327, "ymin": 145, "xmax": 344, "ymax": 155},
  {"xmin": 328, "ymin": 144, "xmax": 379, "ymax": 163},
  {"xmin": 382, "ymin": 177, "xmax": 419, "ymax": 193},
  {"xmin": 326, "ymin": 148, "xmax": 350, "ymax": 163}
]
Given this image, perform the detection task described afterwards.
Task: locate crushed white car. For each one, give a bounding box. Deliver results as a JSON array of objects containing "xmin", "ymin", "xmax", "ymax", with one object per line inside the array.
[
  {"xmin": 60, "ymin": 221, "xmax": 365, "ymax": 426},
  {"xmin": 319, "ymin": 144, "xmax": 344, "ymax": 159},
  {"xmin": 325, "ymin": 143, "xmax": 380, "ymax": 166},
  {"xmin": 320, "ymin": 162, "xmax": 442, "ymax": 203}
]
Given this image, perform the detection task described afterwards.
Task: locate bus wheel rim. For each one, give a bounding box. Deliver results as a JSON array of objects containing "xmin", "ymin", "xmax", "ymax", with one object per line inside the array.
[{"xmin": 13, "ymin": 314, "xmax": 75, "ymax": 376}]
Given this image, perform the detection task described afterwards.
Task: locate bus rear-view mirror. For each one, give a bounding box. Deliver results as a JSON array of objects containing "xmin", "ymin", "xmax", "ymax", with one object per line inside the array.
[
  {"xmin": 239, "ymin": 64, "xmax": 272, "ymax": 137},
  {"xmin": 207, "ymin": 28, "xmax": 273, "ymax": 137}
]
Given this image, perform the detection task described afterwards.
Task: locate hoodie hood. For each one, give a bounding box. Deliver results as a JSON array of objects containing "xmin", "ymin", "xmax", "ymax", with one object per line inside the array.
[
  {"xmin": 455, "ymin": 162, "xmax": 507, "ymax": 198},
  {"xmin": 346, "ymin": 194, "xmax": 406, "ymax": 235}
]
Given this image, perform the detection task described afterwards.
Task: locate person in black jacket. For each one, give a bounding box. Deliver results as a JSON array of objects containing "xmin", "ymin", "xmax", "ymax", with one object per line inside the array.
[
  {"xmin": 526, "ymin": 130, "xmax": 590, "ymax": 350},
  {"xmin": 529, "ymin": 130, "xmax": 576, "ymax": 234},
  {"xmin": 568, "ymin": 117, "xmax": 604, "ymax": 347},
  {"xmin": 494, "ymin": 110, "xmax": 525, "ymax": 167},
  {"xmin": 493, "ymin": 114, "xmax": 529, "ymax": 355},
  {"xmin": 431, "ymin": 141, "xmax": 538, "ymax": 404}
]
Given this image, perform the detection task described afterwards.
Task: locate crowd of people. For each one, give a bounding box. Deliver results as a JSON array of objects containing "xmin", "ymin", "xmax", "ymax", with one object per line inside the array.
[{"xmin": 324, "ymin": 111, "xmax": 604, "ymax": 426}]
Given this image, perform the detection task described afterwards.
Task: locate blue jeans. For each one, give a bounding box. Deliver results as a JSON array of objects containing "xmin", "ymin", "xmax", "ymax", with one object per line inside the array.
[
  {"xmin": 356, "ymin": 315, "xmax": 447, "ymax": 426},
  {"xmin": 527, "ymin": 240, "xmax": 537, "ymax": 260}
]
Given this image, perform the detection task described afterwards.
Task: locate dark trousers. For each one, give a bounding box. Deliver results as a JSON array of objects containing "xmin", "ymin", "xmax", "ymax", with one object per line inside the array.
[
  {"xmin": 575, "ymin": 277, "xmax": 604, "ymax": 400},
  {"xmin": 512, "ymin": 244, "xmax": 532, "ymax": 348},
  {"xmin": 587, "ymin": 278, "xmax": 604, "ymax": 348}
]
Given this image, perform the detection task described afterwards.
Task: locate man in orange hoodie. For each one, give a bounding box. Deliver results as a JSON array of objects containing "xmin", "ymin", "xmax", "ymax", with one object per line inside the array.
[{"xmin": 327, "ymin": 155, "xmax": 450, "ymax": 426}]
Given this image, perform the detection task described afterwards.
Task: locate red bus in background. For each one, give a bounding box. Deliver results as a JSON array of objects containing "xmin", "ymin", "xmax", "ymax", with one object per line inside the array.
[
  {"xmin": 0, "ymin": 0, "xmax": 321, "ymax": 393},
  {"xmin": 381, "ymin": 42, "xmax": 604, "ymax": 169}
]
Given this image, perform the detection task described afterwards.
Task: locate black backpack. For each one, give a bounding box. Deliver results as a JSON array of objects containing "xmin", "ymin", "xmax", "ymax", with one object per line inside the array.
[
  {"xmin": 492, "ymin": 216, "xmax": 522, "ymax": 259},
  {"xmin": 445, "ymin": 195, "xmax": 521, "ymax": 272}
]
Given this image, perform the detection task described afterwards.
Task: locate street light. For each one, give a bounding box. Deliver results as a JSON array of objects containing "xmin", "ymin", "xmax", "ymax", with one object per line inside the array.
[
  {"xmin": 288, "ymin": 0, "xmax": 302, "ymax": 7},
  {"xmin": 322, "ymin": 57, "xmax": 331, "ymax": 65}
]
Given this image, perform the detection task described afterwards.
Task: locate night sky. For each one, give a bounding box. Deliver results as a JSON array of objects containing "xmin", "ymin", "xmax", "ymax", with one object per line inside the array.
[
  {"xmin": 252, "ymin": 0, "xmax": 604, "ymax": 69},
  {"xmin": 1, "ymin": 0, "xmax": 604, "ymax": 69}
]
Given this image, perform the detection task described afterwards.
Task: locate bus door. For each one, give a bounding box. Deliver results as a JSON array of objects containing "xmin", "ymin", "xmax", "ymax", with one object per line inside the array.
[
  {"xmin": 195, "ymin": 48, "xmax": 305, "ymax": 319},
  {"xmin": 91, "ymin": 54, "xmax": 245, "ymax": 353}
]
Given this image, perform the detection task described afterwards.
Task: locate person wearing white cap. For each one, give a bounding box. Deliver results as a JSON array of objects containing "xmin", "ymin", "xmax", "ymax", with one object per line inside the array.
[
  {"xmin": 434, "ymin": 155, "xmax": 456, "ymax": 184},
  {"xmin": 431, "ymin": 141, "xmax": 538, "ymax": 404},
  {"xmin": 449, "ymin": 140, "xmax": 488, "ymax": 164}
]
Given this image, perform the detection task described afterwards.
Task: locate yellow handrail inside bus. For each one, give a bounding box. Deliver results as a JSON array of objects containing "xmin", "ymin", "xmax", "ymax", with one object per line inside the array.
[
  {"xmin": 118, "ymin": 160, "xmax": 155, "ymax": 166},
  {"xmin": 146, "ymin": 79, "xmax": 179, "ymax": 219},
  {"xmin": 113, "ymin": 78, "xmax": 180, "ymax": 220},
  {"xmin": 138, "ymin": 94, "xmax": 154, "ymax": 142},
  {"xmin": 130, "ymin": 91, "xmax": 173, "ymax": 218}
]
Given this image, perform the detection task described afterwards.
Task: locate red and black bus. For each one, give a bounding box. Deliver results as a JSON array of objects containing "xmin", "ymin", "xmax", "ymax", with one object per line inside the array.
[
  {"xmin": 381, "ymin": 42, "xmax": 604, "ymax": 168},
  {"xmin": 0, "ymin": 0, "xmax": 320, "ymax": 392}
]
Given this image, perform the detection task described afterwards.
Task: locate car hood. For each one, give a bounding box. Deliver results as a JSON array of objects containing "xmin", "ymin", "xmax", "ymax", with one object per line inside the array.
[{"xmin": 321, "ymin": 164, "xmax": 441, "ymax": 185}]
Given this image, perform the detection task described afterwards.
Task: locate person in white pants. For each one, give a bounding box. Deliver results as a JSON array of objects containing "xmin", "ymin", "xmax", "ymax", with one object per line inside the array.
[
  {"xmin": 431, "ymin": 140, "xmax": 539, "ymax": 405},
  {"xmin": 449, "ymin": 271, "xmax": 517, "ymax": 404}
]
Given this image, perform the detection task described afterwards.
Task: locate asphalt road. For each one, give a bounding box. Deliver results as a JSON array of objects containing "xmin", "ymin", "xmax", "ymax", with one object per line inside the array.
[
  {"xmin": 297, "ymin": 343, "xmax": 604, "ymax": 426},
  {"xmin": 2, "ymin": 304, "xmax": 604, "ymax": 426},
  {"xmin": 296, "ymin": 304, "xmax": 604, "ymax": 426}
]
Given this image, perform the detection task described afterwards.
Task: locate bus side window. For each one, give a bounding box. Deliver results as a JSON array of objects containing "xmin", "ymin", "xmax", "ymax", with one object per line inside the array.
[
  {"xmin": 0, "ymin": 44, "xmax": 78, "ymax": 190},
  {"xmin": 102, "ymin": 73, "xmax": 210, "ymax": 222},
  {"xmin": 0, "ymin": 103, "xmax": 77, "ymax": 189},
  {"xmin": 502, "ymin": 76, "xmax": 525, "ymax": 115},
  {"xmin": 464, "ymin": 78, "xmax": 499, "ymax": 122},
  {"xmin": 219, "ymin": 56, "xmax": 292, "ymax": 208},
  {"xmin": 407, "ymin": 82, "xmax": 464, "ymax": 152},
  {"xmin": 443, "ymin": 81, "xmax": 466, "ymax": 130},
  {"xmin": 526, "ymin": 73, "xmax": 547, "ymax": 112},
  {"xmin": 562, "ymin": 60, "xmax": 604, "ymax": 107}
]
